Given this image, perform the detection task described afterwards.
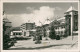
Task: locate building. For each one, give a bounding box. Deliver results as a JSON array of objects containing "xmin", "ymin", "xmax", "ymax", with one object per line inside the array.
[
  {"xmin": 50, "ymin": 17, "xmax": 65, "ymax": 37},
  {"xmin": 49, "ymin": 6, "xmax": 78, "ymax": 37},
  {"xmin": 42, "ymin": 19, "xmax": 51, "ymax": 37},
  {"xmin": 42, "ymin": 24, "xmax": 50, "ymax": 37},
  {"xmin": 35, "ymin": 21, "xmax": 43, "ymax": 37},
  {"xmin": 3, "ymin": 18, "xmax": 12, "ymax": 29},
  {"xmin": 20, "ymin": 22, "xmax": 36, "ymax": 36},
  {"xmin": 56, "ymin": 17, "xmax": 65, "ymax": 36},
  {"xmin": 10, "ymin": 27, "xmax": 23, "ymax": 38},
  {"xmin": 36, "ymin": 19, "xmax": 51, "ymax": 37},
  {"xmin": 64, "ymin": 6, "xmax": 78, "ymax": 36},
  {"xmin": 3, "ymin": 17, "xmax": 12, "ymax": 35}
]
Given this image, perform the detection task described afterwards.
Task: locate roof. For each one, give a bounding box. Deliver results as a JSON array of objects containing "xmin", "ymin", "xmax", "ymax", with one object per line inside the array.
[
  {"xmin": 21, "ymin": 22, "xmax": 35, "ymax": 26},
  {"xmin": 51, "ymin": 20, "xmax": 60, "ymax": 26},
  {"xmin": 5, "ymin": 22, "xmax": 12, "ymax": 27},
  {"xmin": 66, "ymin": 6, "xmax": 77, "ymax": 13},
  {"xmin": 11, "ymin": 27, "xmax": 20, "ymax": 31},
  {"xmin": 57, "ymin": 17, "xmax": 65, "ymax": 21},
  {"xmin": 50, "ymin": 19, "xmax": 65, "ymax": 27}
]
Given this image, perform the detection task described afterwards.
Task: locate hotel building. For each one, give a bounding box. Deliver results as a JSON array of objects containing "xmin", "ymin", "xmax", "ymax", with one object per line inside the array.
[
  {"xmin": 64, "ymin": 6, "xmax": 78, "ymax": 36},
  {"xmin": 50, "ymin": 17, "xmax": 65, "ymax": 37},
  {"xmin": 49, "ymin": 6, "xmax": 78, "ymax": 37},
  {"xmin": 20, "ymin": 22, "xmax": 36, "ymax": 36}
]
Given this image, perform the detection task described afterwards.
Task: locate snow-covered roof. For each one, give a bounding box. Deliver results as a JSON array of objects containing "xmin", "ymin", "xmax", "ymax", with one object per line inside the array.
[
  {"xmin": 66, "ymin": 6, "xmax": 77, "ymax": 12},
  {"xmin": 57, "ymin": 17, "xmax": 65, "ymax": 21}
]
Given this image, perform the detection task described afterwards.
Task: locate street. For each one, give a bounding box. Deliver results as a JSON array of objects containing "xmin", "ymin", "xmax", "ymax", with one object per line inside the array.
[{"xmin": 8, "ymin": 35, "xmax": 78, "ymax": 50}]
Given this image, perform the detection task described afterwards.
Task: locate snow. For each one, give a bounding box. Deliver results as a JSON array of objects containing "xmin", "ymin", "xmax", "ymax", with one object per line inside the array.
[{"xmin": 9, "ymin": 36, "xmax": 78, "ymax": 50}]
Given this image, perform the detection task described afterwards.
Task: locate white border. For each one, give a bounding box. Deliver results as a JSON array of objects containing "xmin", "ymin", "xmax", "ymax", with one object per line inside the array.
[
  {"xmin": 0, "ymin": 0, "xmax": 80, "ymax": 52},
  {"xmin": 1, "ymin": 0, "xmax": 79, "ymax": 2}
]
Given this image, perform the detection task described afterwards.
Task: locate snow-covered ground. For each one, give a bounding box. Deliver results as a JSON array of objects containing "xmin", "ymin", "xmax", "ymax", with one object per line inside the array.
[{"xmin": 9, "ymin": 35, "xmax": 78, "ymax": 50}]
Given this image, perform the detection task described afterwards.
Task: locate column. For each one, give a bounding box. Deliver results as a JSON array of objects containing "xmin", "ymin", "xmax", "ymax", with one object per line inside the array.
[{"xmin": 71, "ymin": 12, "xmax": 73, "ymax": 40}]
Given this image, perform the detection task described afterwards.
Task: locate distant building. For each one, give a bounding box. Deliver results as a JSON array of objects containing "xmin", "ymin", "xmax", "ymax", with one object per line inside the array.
[
  {"xmin": 36, "ymin": 19, "xmax": 51, "ymax": 37},
  {"xmin": 35, "ymin": 21, "xmax": 43, "ymax": 37},
  {"xmin": 20, "ymin": 22, "xmax": 36, "ymax": 36},
  {"xmin": 42, "ymin": 24, "xmax": 50, "ymax": 37},
  {"xmin": 42, "ymin": 19, "xmax": 51, "ymax": 37},
  {"xmin": 10, "ymin": 27, "xmax": 23, "ymax": 38},
  {"xmin": 64, "ymin": 6, "xmax": 78, "ymax": 36}
]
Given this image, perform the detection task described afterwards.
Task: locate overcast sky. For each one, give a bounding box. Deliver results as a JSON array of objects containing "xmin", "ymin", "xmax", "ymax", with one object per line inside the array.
[{"xmin": 3, "ymin": 2, "xmax": 78, "ymax": 27}]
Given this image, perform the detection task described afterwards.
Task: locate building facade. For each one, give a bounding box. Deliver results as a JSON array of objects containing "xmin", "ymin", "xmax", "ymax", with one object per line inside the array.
[
  {"xmin": 64, "ymin": 6, "xmax": 78, "ymax": 36},
  {"xmin": 10, "ymin": 27, "xmax": 23, "ymax": 38},
  {"xmin": 3, "ymin": 18, "xmax": 12, "ymax": 35},
  {"xmin": 50, "ymin": 6, "xmax": 78, "ymax": 37},
  {"xmin": 50, "ymin": 18, "xmax": 65, "ymax": 37},
  {"xmin": 20, "ymin": 22, "xmax": 36, "ymax": 36}
]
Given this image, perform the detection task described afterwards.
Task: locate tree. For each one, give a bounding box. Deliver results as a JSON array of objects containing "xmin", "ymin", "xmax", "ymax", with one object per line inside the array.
[
  {"xmin": 3, "ymin": 22, "xmax": 14, "ymax": 49},
  {"xmin": 49, "ymin": 26, "xmax": 56, "ymax": 39},
  {"xmin": 35, "ymin": 27, "xmax": 42, "ymax": 44}
]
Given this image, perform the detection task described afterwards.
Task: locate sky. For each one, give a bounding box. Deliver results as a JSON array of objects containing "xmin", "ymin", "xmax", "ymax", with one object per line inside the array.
[{"xmin": 3, "ymin": 2, "xmax": 78, "ymax": 27}]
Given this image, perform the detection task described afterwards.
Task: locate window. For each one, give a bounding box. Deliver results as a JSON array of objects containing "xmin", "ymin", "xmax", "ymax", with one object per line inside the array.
[
  {"xmin": 55, "ymin": 27, "xmax": 57, "ymax": 29},
  {"xmin": 58, "ymin": 31, "xmax": 60, "ymax": 34},
  {"xmin": 16, "ymin": 33, "xmax": 18, "ymax": 35},
  {"xmin": 64, "ymin": 26, "xmax": 65, "ymax": 28},
  {"xmin": 19, "ymin": 33, "xmax": 22, "ymax": 35},
  {"xmin": 13, "ymin": 33, "xmax": 16, "ymax": 35}
]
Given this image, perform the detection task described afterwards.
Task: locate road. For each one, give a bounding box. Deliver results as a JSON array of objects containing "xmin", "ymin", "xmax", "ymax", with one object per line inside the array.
[{"xmin": 9, "ymin": 36, "xmax": 78, "ymax": 50}]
